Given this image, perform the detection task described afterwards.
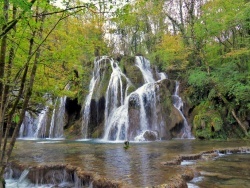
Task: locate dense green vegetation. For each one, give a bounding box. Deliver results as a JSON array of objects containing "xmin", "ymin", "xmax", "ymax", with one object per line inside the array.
[
  {"xmin": 108, "ymin": 0, "xmax": 250, "ymax": 140},
  {"xmin": 0, "ymin": 0, "xmax": 249, "ymax": 186}
]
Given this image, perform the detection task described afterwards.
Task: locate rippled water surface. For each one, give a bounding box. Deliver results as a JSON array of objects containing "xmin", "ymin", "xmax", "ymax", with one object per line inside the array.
[
  {"xmin": 10, "ymin": 139, "xmax": 250, "ymax": 187},
  {"xmin": 189, "ymin": 153, "xmax": 250, "ymax": 188}
]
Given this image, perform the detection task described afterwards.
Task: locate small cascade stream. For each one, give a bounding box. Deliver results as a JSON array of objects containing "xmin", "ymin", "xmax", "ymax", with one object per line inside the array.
[
  {"xmin": 82, "ymin": 56, "xmax": 192, "ymax": 141},
  {"xmin": 82, "ymin": 56, "xmax": 107, "ymax": 138},
  {"xmin": 172, "ymin": 81, "xmax": 193, "ymax": 138},
  {"xmin": 19, "ymin": 86, "xmax": 69, "ymax": 139},
  {"xmin": 49, "ymin": 96, "xmax": 67, "ymax": 138},
  {"xmin": 34, "ymin": 106, "xmax": 50, "ymax": 138}
]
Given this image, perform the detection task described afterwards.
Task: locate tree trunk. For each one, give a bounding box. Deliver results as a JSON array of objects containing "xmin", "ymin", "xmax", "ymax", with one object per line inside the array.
[
  {"xmin": 218, "ymin": 92, "xmax": 249, "ymax": 137},
  {"xmin": 231, "ymin": 110, "xmax": 249, "ymax": 137},
  {"xmin": 0, "ymin": 1, "xmax": 10, "ymax": 183}
]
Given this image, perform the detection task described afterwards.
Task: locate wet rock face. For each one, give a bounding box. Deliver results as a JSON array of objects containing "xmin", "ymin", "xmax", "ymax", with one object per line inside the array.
[
  {"xmin": 142, "ymin": 130, "xmax": 158, "ymax": 141},
  {"xmin": 65, "ymin": 98, "xmax": 81, "ymax": 128},
  {"xmin": 88, "ymin": 97, "xmax": 106, "ymax": 137},
  {"xmin": 154, "ymin": 79, "xmax": 185, "ymax": 140},
  {"xmin": 127, "ymin": 93, "xmax": 142, "ymax": 140},
  {"xmin": 81, "ymin": 56, "xmax": 188, "ymax": 140},
  {"xmin": 128, "ymin": 93, "xmax": 140, "ymax": 109},
  {"xmin": 128, "ymin": 109, "xmax": 141, "ymax": 140}
]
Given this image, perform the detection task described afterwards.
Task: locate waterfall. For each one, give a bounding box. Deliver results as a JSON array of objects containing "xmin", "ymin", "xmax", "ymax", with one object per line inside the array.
[
  {"xmin": 82, "ymin": 56, "xmax": 111, "ymax": 138},
  {"xmin": 102, "ymin": 58, "xmax": 131, "ymax": 140},
  {"xmin": 20, "ymin": 107, "xmax": 50, "ymax": 139},
  {"xmin": 20, "ymin": 85, "xmax": 69, "ymax": 139},
  {"xmin": 173, "ymin": 81, "xmax": 193, "ymax": 138},
  {"xmin": 102, "ymin": 56, "xmax": 164, "ymax": 141},
  {"xmin": 82, "ymin": 56, "xmax": 192, "ymax": 141},
  {"xmin": 18, "ymin": 169, "xmax": 29, "ymax": 184},
  {"xmin": 135, "ymin": 56, "xmax": 155, "ymax": 83},
  {"xmin": 5, "ymin": 169, "xmax": 30, "ymax": 187},
  {"xmin": 49, "ymin": 96, "xmax": 67, "ymax": 138},
  {"xmin": 34, "ymin": 106, "xmax": 50, "ymax": 138},
  {"xmin": 19, "ymin": 112, "xmax": 36, "ymax": 138}
]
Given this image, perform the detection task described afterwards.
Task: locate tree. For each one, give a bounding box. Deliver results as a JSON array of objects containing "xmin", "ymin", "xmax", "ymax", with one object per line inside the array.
[
  {"xmin": 0, "ymin": 0, "xmax": 112, "ymax": 186},
  {"xmin": 109, "ymin": 0, "xmax": 166, "ymax": 56},
  {"xmin": 186, "ymin": 0, "xmax": 250, "ymax": 139}
]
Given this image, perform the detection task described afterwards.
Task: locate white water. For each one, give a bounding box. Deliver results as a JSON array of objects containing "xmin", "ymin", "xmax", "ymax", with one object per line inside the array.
[
  {"xmin": 34, "ymin": 106, "xmax": 49, "ymax": 138},
  {"xmin": 103, "ymin": 58, "xmax": 131, "ymax": 140},
  {"xmin": 49, "ymin": 95, "xmax": 67, "ymax": 138},
  {"xmin": 83, "ymin": 56, "xmax": 192, "ymax": 141},
  {"xmin": 103, "ymin": 56, "xmax": 165, "ymax": 141},
  {"xmin": 173, "ymin": 81, "xmax": 193, "ymax": 138},
  {"xmin": 135, "ymin": 56, "xmax": 155, "ymax": 83},
  {"xmin": 20, "ymin": 85, "xmax": 69, "ymax": 139},
  {"xmin": 5, "ymin": 165, "xmax": 85, "ymax": 188},
  {"xmin": 5, "ymin": 169, "xmax": 31, "ymax": 188},
  {"xmin": 19, "ymin": 112, "xmax": 36, "ymax": 138},
  {"xmin": 82, "ymin": 56, "xmax": 113, "ymax": 138}
]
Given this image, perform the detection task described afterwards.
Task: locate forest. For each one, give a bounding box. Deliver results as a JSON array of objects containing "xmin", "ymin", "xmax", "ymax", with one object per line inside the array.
[{"xmin": 0, "ymin": 0, "xmax": 249, "ymax": 186}]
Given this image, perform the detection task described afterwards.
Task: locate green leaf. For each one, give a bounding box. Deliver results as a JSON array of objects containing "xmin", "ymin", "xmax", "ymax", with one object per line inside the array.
[{"xmin": 13, "ymin": 114, "xmax": 20, "ymax": 123}]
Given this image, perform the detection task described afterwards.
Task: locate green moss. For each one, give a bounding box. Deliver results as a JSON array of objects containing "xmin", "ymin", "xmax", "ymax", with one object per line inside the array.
[
  {"xmin": 193, "ymin": 103, "xmax": 224, "ymax": 139},
  {"xmin": 94, "ymin": 64, "xmax": 112, "ymax": 99},
  {"xmin": 91, "ymin": 127, "xmax": 103, "ymax": 138},
  {"xmin": 119, "ymin": 57, "xmax": 144, "ymax": 87},
  {"xmin": 64, "ymin": 120, "xmax": 82, "ymax": 139},
  {"xmin": 127, "ymin": 85, "xmax": 136, "ymax": 95}
]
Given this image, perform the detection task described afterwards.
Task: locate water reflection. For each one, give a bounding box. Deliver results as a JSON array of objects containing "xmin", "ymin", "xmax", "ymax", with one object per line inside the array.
[
  {"xmin": 10, "ymin": 139, "xmax": 250, "ymax": 187},
  {"xmin": 103, "ymin": 146, "xmax": 132, "ymax": 183},
  {"xmin": 192, "ymin": 153, "xmax": 250, "ymax": 188}
]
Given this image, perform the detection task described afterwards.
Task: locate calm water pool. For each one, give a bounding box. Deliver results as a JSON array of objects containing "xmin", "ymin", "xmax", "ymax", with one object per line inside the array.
[{"xmin": 9, "ymin": 139, "xmax": 250, "ymax": 187}]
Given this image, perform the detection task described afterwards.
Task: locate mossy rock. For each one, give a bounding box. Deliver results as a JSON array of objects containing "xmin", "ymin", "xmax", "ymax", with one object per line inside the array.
[
  {"xmin": 93, "ymin": 61, "xmax": 112, "ymax": 99},
  {"xmin": 91, "ymin": 126, "xmax": 104, "ymax": 138},
  {"xmin": 193, "ymin": 110, "xmax": 223, "ymax": 139},
  {"xmin": 64, "ymin": 119, "xmax": 82, "ymax": 139},
  {"xmin": 119, "ymin": 56, "xmax": 144, "ymax": 88},
  {"xmin": 126, "ymin": 85, "xmax": 136, "ymax": 95}
]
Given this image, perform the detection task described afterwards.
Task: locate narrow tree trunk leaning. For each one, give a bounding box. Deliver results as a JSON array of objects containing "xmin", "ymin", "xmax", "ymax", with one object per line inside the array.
[
  {"xmin": 218, "ymin": 92, "xmax": 249, "ymax": 137},
  {"xmin": 231, "ymin": 110, "xmax": 249, "ymax": 137},
  {"xmin": 0, "ymin": 1, "xmax": 10, "ymax": 187},
  {"xmin": 5, "ymin": 0, "xmax": 48, "ymax": 167},
  {"xmin": 0, "ymin": 1, "xmax": 91, "ymax": 186},
  {"xmin": 0, "ymin": 1, "xmax": 42, "ymax": 185},
  {"xmin": 1, "ymin": 34, "xmax": 35, "ymax": 163},
  {"xmin": 0, "ymin": 0, "xmax": 9, "ymax": 133}
]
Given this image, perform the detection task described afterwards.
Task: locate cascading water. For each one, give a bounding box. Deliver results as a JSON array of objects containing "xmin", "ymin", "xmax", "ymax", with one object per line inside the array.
[
  {"xmin": 49, "ymin": 96, "xmax": 67, "ymax": 138},
  {"xmin": 103, "ymin": 58, "xmax": 132, "ymax": 140},
  {"xmin": 82, "ymin": 56, "xmax": 192, "ymax": 141},
  {"xmin": 19, "ymin": 112, "xmax": 36, "ymax": 138},
  {"xmin": 82, "ymin": 56, "xmax": 118, "ymax": 138},
  {"xmin": 34, "ymin": 106, "xmax": 50, "ymax": 138},
  {"xmin": 20, "ymin": 86, "xmax": 69, "ymax": 139},
  {"xmin": 172, "ymin": 81, "xmax": 193, "ymax": 138},
  {"xmin": 135, "ymin": 56, "xmax": 155, "ymax": 83},
  {"xmin": 102, "ymin": 56, "xmax": 159, "ymax": 141}
]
